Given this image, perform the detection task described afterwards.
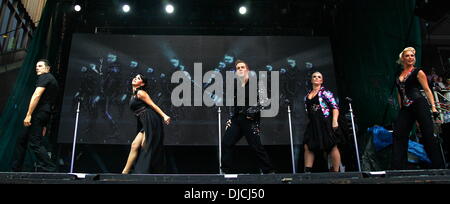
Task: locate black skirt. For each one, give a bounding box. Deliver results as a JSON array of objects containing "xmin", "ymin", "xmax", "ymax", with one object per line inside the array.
[
  {"xmin": 303, "ymin": 95, "xmax": 338, "ymax": 153},
  {"xmin": 132, "ymin": 107, "xmax": 166, "ymax": 174},
  {"xmin": 130, "ymin": 96, "xmax": 166, "ymax": 174}
]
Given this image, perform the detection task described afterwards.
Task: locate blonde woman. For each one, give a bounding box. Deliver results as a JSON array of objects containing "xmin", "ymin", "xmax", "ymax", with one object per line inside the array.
[{"xmin": 392, "ymin": 47, "xmax": 444, "ymax": 170}]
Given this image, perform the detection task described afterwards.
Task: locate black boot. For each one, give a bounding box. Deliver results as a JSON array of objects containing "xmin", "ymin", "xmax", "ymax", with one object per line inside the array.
[{"xmin": 304, "ymin": 167, "xmax": 312, "ymax": 173}]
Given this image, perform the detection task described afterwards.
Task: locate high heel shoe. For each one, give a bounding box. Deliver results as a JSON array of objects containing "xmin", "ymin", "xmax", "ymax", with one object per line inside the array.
[{"xmin": 304, "ymin": 167, "xmax": 313, "ymax": 173}]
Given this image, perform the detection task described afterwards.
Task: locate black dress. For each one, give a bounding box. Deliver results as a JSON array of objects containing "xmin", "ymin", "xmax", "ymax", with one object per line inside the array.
[
  {"xmin": 303, "ymin": 94, "xmax": 337, "ymax": 153},
  {"xmin": 129, "ymin": 94, "xmax": 166, "ymax": 173}
]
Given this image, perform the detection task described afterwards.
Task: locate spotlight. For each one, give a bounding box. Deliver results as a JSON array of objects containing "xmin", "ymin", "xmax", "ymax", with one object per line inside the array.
[
  {"xmin": 165, "ymin": 4, "xmax": 174, "ymax": 14},
  {"xmin": 122, "ymin": 4, "xmax": 130, "ymax": 13},
  {"xmin": 239, "ymin": 6, "xmax": 247, "ymax": 15},
  {"xmin": 74, "ymin": 4, "xmax": 81, "ymax": 12}
]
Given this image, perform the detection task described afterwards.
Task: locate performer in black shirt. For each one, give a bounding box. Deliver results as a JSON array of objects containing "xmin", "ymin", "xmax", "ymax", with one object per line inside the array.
[
  {"xmin": 221, "ymin": 60, "xmax": 275, "ymax": 174},
  {"xmin": 12, "ymin": 59, "xmax": 58, "ymax": 172}
]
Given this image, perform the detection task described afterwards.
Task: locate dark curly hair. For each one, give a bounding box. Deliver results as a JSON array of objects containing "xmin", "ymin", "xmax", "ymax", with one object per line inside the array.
[{"xmin": 133, "ymin": 73, "xmax": 149, "ymax": 95}]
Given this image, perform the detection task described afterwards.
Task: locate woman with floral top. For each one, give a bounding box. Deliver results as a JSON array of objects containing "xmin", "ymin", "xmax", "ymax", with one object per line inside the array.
[{"xmin": 303, "ymin": 71, "xmax": 341, "ymax": 173}]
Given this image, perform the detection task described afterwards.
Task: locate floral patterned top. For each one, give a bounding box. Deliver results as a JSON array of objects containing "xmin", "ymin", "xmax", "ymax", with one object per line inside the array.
[{"xmin": 304, "ymin": 86, "xmax": 339, "ymax": 118}]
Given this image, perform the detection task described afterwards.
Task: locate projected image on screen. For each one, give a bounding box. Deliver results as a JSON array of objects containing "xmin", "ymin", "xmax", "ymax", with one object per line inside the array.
[{"xmin": 58, "ymin": 34, "xmax": 337, "ymax": 145}]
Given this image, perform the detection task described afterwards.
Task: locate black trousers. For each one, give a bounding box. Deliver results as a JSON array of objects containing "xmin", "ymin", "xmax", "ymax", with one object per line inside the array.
[
  {"xmin": 392, "ymin": 97, "xmax": 445, "ymax": 170},
  {"xmin": 221, "ymin": 115, "xmax": 273, "ymax": 173},
  {"xmin": 12, "ymin": 111, "xmax": 56, "ymax": 172}
]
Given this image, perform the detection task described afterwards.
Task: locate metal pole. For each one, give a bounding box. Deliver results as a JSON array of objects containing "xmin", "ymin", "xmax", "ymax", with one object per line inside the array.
[
  {"xmin": 348, "ymin": 102, "xmax": 362, "ymax": 172},
  {"xmin": 434, "ymin": 123, "xmax": 447, "ymax": 167},
  {"xmin": 218, "ymin": 107, "xmax": 223, "ymax": 174},
  {"xmin": 287, "ymin": 105, "xmax": 296, "ymax": 173},
  {"xmin": 70, "ymin": 102, "xmax": 81, "ymax": 173},
  {"xmin": 433, "ymin": 89, "xmax": 444, "ymax": 121},
  {"xmin": 432, "ymin": 90, "xmax": 447, "ymax": 167}
]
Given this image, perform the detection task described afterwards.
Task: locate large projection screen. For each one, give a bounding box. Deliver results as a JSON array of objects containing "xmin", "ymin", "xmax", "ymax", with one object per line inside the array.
[{"xmin": 58, "ymin": 34, "xmax": 337, "ymax": 145}]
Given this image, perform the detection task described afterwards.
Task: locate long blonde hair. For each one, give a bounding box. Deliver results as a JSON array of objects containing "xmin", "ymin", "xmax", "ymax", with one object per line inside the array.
[{"xmin": 396, "ymin": 47, "xmax": 416, "ymax": 65}]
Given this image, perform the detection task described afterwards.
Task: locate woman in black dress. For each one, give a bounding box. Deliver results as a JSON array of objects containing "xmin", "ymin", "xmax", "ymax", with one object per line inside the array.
[
  {"xmin": 303, "ymin": 71, "xmax": 341, "ymax": 172},
  {"xmin": 392, "ymin": 47, "xmax": 444, "ymax": 169},
  {"xmin": 122, "ymin": 74, "xmax": 171, "ymax": 174}
]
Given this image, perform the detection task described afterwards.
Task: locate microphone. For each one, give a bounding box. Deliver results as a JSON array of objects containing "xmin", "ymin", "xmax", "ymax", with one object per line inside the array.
[
  {"xmin": 345, "ymin": 97, "xmax": 352, "ymax": 102},
  {"xmin": 284, "ymin": 99, "xmax": 291, "ymax": 106},
  {"xmin": 433, "ymin": 112, "xmax": 440, "ymax": 120}
]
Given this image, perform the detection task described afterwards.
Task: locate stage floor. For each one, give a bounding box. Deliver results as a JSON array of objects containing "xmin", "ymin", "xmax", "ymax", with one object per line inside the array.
[{"xmin": 1, "ymin": 169, "xmax": 450, "ymax": 184}]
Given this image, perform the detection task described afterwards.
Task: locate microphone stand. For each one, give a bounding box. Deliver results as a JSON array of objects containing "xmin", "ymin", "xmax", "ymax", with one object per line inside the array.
[
  {"xmin": 217, "ymin": 107, "xmax": 223, "ymax": 174},
  {"xmin": 287, "ymin": 104, "xmax": 296, "ymax": 173},
  {"xmin": 346, "ymin": 97, "xmax": 361, "ymax": 172},
  {"xmin": 70, "ymin": 102, "xmax": 81, "ymax": 173}
]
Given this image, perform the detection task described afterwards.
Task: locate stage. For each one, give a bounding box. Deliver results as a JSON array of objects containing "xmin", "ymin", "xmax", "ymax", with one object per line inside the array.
[{"xmin": 1, "ymin": 169, "xmax": 450, "ymax": 184}]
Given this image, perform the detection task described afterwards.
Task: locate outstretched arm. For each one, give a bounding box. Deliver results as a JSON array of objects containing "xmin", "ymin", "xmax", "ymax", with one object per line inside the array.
[
  {"xmin": 24, "ymin": 87, "xmax": 46, "ymax": 126},
  {"xmin": 417, "ymin": 70, "xmax": 438, "ymax": 113},
  {"xmin": 245, "ymin": 80, "xmax": 269, "ymax": 119},
  {"xmin": 137, "ymin": 90, "xmax": 171, "ymax": 124}
]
